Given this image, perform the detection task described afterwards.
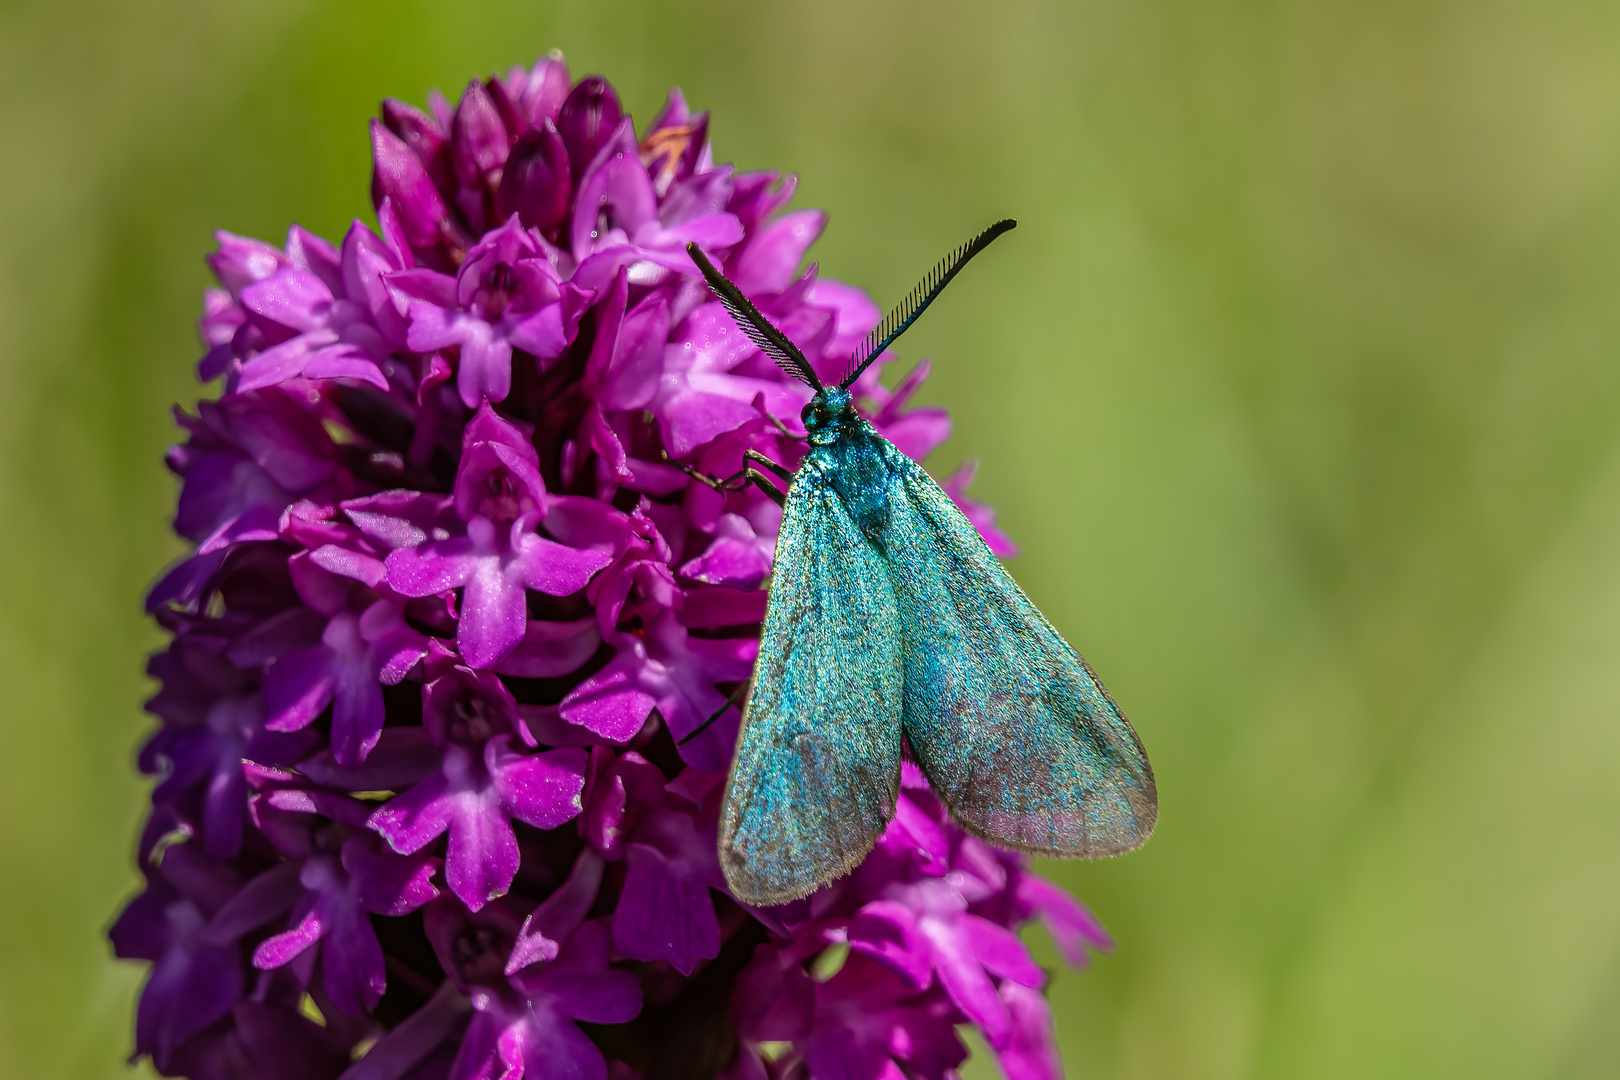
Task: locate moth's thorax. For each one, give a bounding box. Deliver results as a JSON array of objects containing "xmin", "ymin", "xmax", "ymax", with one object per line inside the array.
[{"xmin": 798, "ymin": 388, "xmax": 895, "ymax": 545}]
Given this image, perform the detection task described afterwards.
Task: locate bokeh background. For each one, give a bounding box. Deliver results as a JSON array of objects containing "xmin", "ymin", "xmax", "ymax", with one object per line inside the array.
[{"xmin": 5, "ymin": 0, "xmax": 1620, "ymax": 1076}]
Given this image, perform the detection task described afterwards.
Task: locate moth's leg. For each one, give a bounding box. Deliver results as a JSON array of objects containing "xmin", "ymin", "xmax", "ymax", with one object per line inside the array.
[
  {"xmin": 679, "ymin": 680, "xmax": 751, "ymax": 746},
  {"xmin": 662, "ymin": 450, "xmax": 790, "ymax": 506},
  {"xmin": 742, "ymin": 469, "xmax": 787, "ymax": 507},
  {"xmin": 743, "ymin": 450, "xmax": 793, "ymax": 483},
  {"xmin": 718, "ymin": 452, "xmax": 792, "ymax": 492},
  {"xmin": 766, "ymin": 413, "xmax": 809, "ymax": 443},
  {"xmin": 662, "ymin": 454, "xmax": 734, "ymax": 491}
]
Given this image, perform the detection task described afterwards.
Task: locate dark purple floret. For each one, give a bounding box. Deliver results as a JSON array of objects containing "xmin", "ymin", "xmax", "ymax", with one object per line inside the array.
[
  {"xmin": 497, "ymin": 123, "xmax": 572, "ymax": 233},
  {"xmin": 557, "ymin": 76, "xmax": 624, "ymax": 183},
  {"xmin": 117, "ymin": 52, "xmax": 1110, "ymax": 1080}
]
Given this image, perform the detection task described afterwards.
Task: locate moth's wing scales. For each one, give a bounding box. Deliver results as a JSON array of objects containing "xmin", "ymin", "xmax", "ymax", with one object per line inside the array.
[
  {"xmin": 719, "ymin": 456, "xmax": 904, "ymax": 905},
  {"xmin": 878, "ymin": 443, "xmax": 1157, "ymax": 857}
]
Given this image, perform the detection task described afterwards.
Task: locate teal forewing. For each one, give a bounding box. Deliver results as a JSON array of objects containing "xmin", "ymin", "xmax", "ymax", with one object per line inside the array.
[
  {"xmin": 875, "ymin": 439, "xmax": 1158, "ymax": 857},
  {"xmin": 718, "ymin": 453, "xmax": 906, "ymax": 905}
]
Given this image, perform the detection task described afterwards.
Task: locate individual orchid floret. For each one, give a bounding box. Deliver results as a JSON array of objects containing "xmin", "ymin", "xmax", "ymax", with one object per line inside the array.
[
  {"xmin": 458, "ymin": 918, "xmax": 642, "ymax": 1080},
  {"xmin": 237, "ymin": 785, "xmax": 440, "ymax": 1012},
  {"xmin": 576, "ymin": 747, "xmax": 665, "ymax": 860},
  {"xmin": 566, "ymin": 268, "xmax": 669, "ymax": 484},
  {"xmin": 388, "ymin": 217, "xmax": 592, "ymax": 407},
  {"xmin": 553, "ymin": 516, "xmax": 756, "ymax": 761},
  {"xmin": 728, "ymin": 946, "xmax": 968, "ymax": 1080},
  {"xmin": 678, "ymin": 513, "xmax": 775, "ymax": 591},
  {"xmin": 447, "ymin": 79, "xmax": 512, "ymax": 235},
  {"xmin": 563, "ymin": 605, "xmax": 756, "ymax": 769},
  {"xmin": 496, "ymin": 120, "xmax": 571, "ymax": 233},
  {"xmin": 261, "ymin": 553, "xmax": 429, "ymax": 766},
  {"xmin": 405, "ymin": 860, "xmax": 641, "ymax": 1079},
  {"xmin": 385, "ymin": 403, "xmax": 613, "ymax": 668},
  {"xmin": 422, "ymin": 892, "xmax": 642, "ymax": 1080},
  {"xmin": 505, "ymin": 846, "xmax": 605, "ymax": 973},
  {"xmin": 650, "ymin": 270, "xmax": 850, "ymax": 455},
  {"xmin": 142, "ymin": 637, "xmax": 319, "ymax": 858},
  {"xmin": 610, "ymin": 774, "xmax": 727, "ymax": 975},
  {"xmin": 233, "ymin": 260, "xmax": 393, "ymax": 395},
  {"xmin": 197, "ymin": 288, "xmax": 247, "ymax": 383},
  {"xmin": 866, "ymin": 877, "xmax": 1045, "ymax": 1049},
  {"xmin": 168, "ymin": 392, "xmax": 340, "ymax": 555},
  {"xmin": 368, "ymin": 644, "xmax": 589, "ymax": 909},
  {"xmin": 509, "ymin": 51, "xmax": 571, "ymax": 132},
  {"xmin": 109, "ymin": 845, "xmax": 247, "ymax": 1073},
  {"xmin": 556, "ymin": 76, "xmax": 622, "ymax": 183},
  {"xmin": 205, "ymin": 229, "xmax": 289, "ymax": 299},
  {"xmin": 250, "ymin": 824, "xmax": 439, "ymax": 1017},
  {"xmin": 569, "ymin": 119, "xmax": 743, "ymax": 275},
  {"xmin": 370, "ymin": 117, "xmax": 464, "ymax": 270},
  {"xmin": 339, "ymin": 207, "xmax": 417, "ymax": 351},
  {"xmin": 637, "ymin": 87, "xmax": 711, "ymax": 200}
]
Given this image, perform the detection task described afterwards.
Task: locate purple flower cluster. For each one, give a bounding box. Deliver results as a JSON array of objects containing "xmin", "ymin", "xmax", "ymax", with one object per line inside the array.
[{"xmin": 113, "ymin": 52, "xmax": 1110, "ymax": 1080}]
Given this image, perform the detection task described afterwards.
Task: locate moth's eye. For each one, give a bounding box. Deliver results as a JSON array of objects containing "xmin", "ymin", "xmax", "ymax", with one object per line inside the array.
[{"xmin": 800, "ymin": 402, "xmax": 816, "ymax": 425}]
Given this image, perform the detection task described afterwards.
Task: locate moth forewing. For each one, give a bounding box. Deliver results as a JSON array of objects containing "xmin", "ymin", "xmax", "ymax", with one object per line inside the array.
[
  {"xmin": 877, "ymin": 445, "xmax": 1157, "ymax": 857},
  {"xmin": 716, "ymin": 463, "xmax": 904, "ymax": 905}
]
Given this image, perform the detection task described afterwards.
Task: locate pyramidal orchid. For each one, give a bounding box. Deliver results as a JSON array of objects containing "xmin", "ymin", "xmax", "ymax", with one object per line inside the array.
[{"xmin": 115, "ymin": 51, "xmax": 1113, "ymax": 1080}]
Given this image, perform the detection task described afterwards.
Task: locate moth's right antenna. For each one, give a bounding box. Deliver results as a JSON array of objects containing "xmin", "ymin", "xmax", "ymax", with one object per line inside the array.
[
  {"xmin": 840, "ymin": 218, "xmax": 1017, "ymax": 389},
  {"xmin": 687, "ymin": 242, "xmax": 823, "ymax": 391}
]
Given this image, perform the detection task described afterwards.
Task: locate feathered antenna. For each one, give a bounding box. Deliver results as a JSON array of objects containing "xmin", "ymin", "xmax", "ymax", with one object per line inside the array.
[
  {"xmin": 839, "ymin": 219, "xmax": 1017, "ymax": 389},
  {"xmin": 687, "ymin": 242, "xmax": 822, "ymax": 390}
]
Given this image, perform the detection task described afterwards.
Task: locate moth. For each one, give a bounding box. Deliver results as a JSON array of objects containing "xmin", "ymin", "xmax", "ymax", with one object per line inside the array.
[{"xmin": 683, "ymin": 221, "xmax": 1157, "ymax": 905}]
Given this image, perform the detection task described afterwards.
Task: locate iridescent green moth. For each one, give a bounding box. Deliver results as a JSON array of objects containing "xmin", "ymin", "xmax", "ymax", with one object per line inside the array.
[{"xmin": 684, "ymin": 222, "xmax": 1157, "ymax": 905}]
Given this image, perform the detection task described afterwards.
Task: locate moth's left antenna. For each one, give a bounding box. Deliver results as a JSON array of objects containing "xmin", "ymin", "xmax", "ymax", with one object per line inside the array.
[
  {"xmin": 687, "ymin": 242, "xmax": 822, "ymax": 391},
  {"xmin": 840, "ymin": 218, "xmax": 1017, "ymax": 389}
]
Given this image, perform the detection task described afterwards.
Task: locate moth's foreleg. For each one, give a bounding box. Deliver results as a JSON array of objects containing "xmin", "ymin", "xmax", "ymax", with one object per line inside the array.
[
  {"xmin": 743, "ymin": 450, "xmax": 793, "ymax": 483},
  {"xmin": 663, "ymin": 449, "xmax": 791, "ymax": 507},
  {"xmin": 733, "ymin": 451, "xmax": 792, "ymax": 506},
  {"xmin": 741, "ymin": 469, "xmax": 787, "ymax": 507},
  {"xmin": 766, "ymin": 413, "xmax": 809, "ymax": 443},
  {"xmin": 663, "ymin": 454, "xmax": 737, "ymax": 492}
]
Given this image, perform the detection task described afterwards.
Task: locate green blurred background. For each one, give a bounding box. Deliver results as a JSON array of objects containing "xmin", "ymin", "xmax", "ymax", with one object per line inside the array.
[{"xmin": 5, "ymin": 0, "xmax": 1620, "ymax": 1076}]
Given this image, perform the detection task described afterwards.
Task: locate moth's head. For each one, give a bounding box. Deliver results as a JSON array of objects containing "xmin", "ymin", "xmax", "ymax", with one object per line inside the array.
[{"xmin": 802, "ymin": 386, "xmax": 855, "ymax": 443}]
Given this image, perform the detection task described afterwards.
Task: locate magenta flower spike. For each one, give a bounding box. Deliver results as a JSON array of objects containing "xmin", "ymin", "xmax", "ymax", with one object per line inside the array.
[{"xmin": 118, "ymin": 53, "xmax": 1117, "ymax": 1080}]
